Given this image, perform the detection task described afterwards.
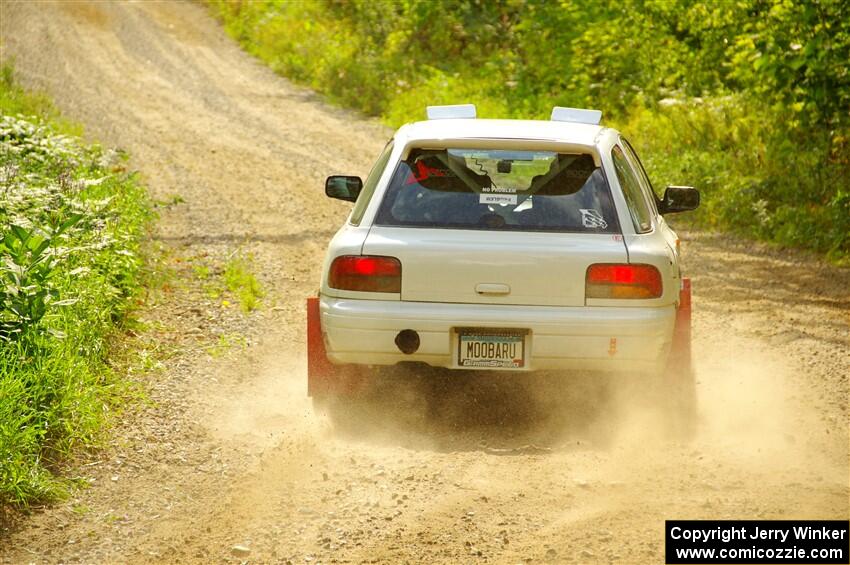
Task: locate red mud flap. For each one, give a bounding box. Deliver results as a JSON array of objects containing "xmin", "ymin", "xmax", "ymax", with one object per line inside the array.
[
  {"xmin": 668, "ymin": 277, "xmax": 692, "ymax": 372},
  {"xmin": 306, "ymin": 297, "xmax": 365, "ymax": 397}
]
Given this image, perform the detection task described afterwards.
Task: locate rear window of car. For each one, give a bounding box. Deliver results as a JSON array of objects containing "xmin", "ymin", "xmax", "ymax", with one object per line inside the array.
[{"xmin": 374, "ymin": 148, "xmax": 619, "ymax": 233}]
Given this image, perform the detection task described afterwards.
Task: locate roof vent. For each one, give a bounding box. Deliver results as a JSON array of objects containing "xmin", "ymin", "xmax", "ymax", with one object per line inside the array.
[
  {"xmin": 551, "ymin": 106, "xmax": 602, "ymax": 125},
  {"xmin": 426, "ymin": 104, "xmax": 477, "ymax": 120}
]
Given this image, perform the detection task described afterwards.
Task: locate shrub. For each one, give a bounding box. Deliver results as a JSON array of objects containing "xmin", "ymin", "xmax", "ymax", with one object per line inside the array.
[{"xmin": 0, "ymin": 73, "xmax": 152, "ymax": 506}]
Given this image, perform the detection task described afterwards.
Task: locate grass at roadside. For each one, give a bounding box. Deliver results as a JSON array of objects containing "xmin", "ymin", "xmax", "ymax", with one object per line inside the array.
[
  {"xmin": 223, "ymin": 253, "xmax": 264, "ymax": 313},
  {"xmin": 192, "ymin": 251, "xmax": 264, "ymax": 313},
  {"xmin": 0, "ymin": 65, "xmax": 153, "ymax": 506}
]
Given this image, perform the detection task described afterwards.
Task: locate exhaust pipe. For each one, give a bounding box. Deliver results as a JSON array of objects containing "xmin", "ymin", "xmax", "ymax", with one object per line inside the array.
[{"xmin": 395, "ymin": 329, "xmax": 420, "ymax": 355}]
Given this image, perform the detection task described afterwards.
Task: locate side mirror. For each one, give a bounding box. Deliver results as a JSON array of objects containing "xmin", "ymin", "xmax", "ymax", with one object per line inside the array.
[
  {"xmin": 325, "ymin": 175, "xmax": 363, "ymax": 202},
  {"xmin": 659, "ymin": 185, "xmax": 700, "ymax": 214}
]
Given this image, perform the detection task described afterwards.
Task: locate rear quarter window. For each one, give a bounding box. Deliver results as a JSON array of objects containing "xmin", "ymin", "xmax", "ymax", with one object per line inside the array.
[
  {"xmin": 374, "ymin": 148, "xmax": 619, "ymax": 234},
  {"xmin": 350, "ymin": 140, "xmax": 394, "ymax": 226},
  {"xmin": 611, "ymin": 145, "xmax": 653, "ymax": 233},
  {"xmin": 621, "ymin": 138, "xmax": 660, "ymax": 216}
]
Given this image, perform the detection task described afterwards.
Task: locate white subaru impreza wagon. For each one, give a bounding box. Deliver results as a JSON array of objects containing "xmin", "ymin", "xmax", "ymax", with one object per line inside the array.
[{"xmin": 307, "ymin": 104, "xmax": 699, "ymax": 409}]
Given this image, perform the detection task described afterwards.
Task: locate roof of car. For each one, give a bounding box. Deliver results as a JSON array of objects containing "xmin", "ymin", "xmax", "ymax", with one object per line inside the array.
[{"xmin": 397, "ymin": 118, "xmax": 610, "ymax": 147}]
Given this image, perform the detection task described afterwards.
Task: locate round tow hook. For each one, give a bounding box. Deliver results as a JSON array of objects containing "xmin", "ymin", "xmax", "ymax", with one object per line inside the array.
[{"xmin": 395, "ymin": 329, "xmax": 420, "ymax": 355}]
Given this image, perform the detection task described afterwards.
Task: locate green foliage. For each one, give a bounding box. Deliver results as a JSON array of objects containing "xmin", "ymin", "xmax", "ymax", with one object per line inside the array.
[
  {"xmin": 0, "ymin": 217, "xmax": 82, "ymax": 340},
  {"xmin": 0, "ymin": 69, "xmax": 152, "ymax": 506},
  {"xmin": 209, "ymin": 0, "xmax": 849, "ymax": 260},
  {"xmin": 727, "ymin": 0, "xmax": 850, "ymax": 132},
  {"xmin": 223, "ymin": 253, "xmax": 263, "ymax": 313},
  {"xmin": 206, "ymin": 332, "xmax": 247, "ymax": 358},
  {"xmin": 624, "ymin": 95, "xmax": 849, "ymax": 256},
  {"xmin": 190, "ymin": 253, "xmax": 264, "ymax": 311}
]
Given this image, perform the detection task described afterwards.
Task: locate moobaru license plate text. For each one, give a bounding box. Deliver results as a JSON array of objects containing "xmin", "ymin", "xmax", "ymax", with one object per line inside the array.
[{"xmin": 459, "ymin": 333, "xmax": 525, "ymax": 368}]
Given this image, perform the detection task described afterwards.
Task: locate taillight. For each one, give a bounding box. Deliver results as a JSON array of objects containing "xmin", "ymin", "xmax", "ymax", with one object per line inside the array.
[
  {"xmin": 329, "ymin": 255, "xmax": 401, "ymax": 293},
  {"xmin": 586, "ymin": 264, "xmax": 662, "ymax": 299}
]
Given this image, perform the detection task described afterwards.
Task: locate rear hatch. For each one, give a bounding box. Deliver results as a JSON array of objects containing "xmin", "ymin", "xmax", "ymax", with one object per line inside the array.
[
  {"xmin": 363, "ymin": 227, "xmax": 627, "ymax": 306},
  {"xmin": 363, "ymin": 146, "xmax": 626, "ymax": 306}
]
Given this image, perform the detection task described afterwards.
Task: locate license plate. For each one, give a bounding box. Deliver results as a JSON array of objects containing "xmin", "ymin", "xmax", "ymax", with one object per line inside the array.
[{"xmin": 457, "ymin": 328, "xmax": 527, "ymax": 369}]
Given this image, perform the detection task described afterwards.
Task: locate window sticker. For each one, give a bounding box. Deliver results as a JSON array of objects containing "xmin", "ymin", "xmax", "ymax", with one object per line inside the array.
[
  {"xmin": 481, "ymin": 186, "xmax": 517, "ymax": 194},
  {"xmin": 480, "ymin": 193, "xmax": 517, "ymax": 206},
  {"xmin": 580, "ymin": 208, "xmax": 608, "ymax": 229},
  {"xmin": 405, "ymin": 159, "xmax": 452, "ymax": 185}
]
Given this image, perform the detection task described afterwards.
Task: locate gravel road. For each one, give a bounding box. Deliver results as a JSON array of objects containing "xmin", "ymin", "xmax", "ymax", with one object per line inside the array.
[{"xmin": 1, "ymin": 2, "xmax": 847, "ymax": 563}]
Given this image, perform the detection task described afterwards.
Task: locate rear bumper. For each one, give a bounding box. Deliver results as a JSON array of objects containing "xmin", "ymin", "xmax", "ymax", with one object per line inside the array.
[{"xmin": 320, "ymin": 296, "xmax": 676, "ymax": 373}]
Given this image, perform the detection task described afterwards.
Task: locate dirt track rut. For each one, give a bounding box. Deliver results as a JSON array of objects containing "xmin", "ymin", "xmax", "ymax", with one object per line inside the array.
[{"xmin": 1, "ymin": 2, "xmax": 848, "ymax": 563}]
